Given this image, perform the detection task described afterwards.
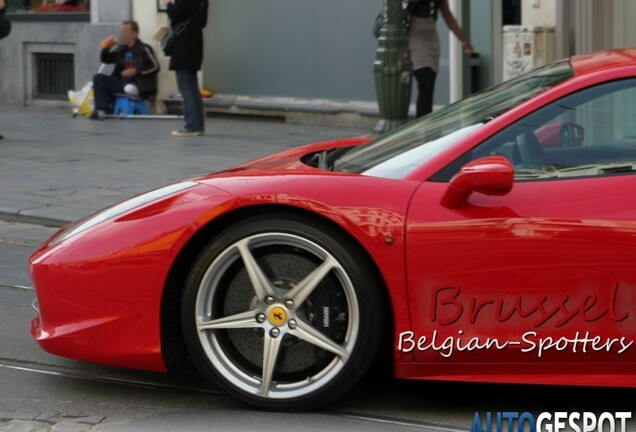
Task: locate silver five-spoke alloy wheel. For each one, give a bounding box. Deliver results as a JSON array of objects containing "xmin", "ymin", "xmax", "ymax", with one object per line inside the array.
[{"xmin": 181, "ymin": 215, "xmax": 384, "ymax": 410}]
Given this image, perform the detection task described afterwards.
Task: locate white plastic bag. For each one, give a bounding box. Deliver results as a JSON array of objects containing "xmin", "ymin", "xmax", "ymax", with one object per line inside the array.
[{"xmin": 68, "ymin": 81, "xmax": 95, "ymax": 117}]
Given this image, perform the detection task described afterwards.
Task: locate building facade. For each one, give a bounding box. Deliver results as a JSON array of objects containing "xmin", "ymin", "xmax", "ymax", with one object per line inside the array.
[
  {"xmin": 1, "ymin": 1, "xmax": 636, "ymax": 114},
  {"xmin": 0, "ymin": 0, "xmax": 173, "ymax": 109}
]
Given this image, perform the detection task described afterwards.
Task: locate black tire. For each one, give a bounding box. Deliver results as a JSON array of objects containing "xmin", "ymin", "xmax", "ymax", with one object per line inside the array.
[{"xmin": 181, "ymin": 213, "xmax": 385, "ymax": 410}]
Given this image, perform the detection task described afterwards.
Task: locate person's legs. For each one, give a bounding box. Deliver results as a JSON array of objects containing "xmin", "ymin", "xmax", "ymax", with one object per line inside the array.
[
  {"xmin": 92, "ymin": 74, "xmax": 126, "ymax": 113},
  {"xmin": 413, "ymin": 67, "xmax": 437, "ymax": 118},
  {"xmin": 175, "ymin": 69, "xmax": 204, "ymax": 133}
]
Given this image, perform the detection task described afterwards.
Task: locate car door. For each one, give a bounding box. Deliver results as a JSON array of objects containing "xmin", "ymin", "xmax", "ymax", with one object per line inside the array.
[{"xmin": 404, "ymin": 78, "xmax": 636, "ymax": 374}]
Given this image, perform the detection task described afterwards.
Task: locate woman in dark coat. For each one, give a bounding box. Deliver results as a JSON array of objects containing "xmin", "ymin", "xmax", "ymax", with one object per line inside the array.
[
  {"xmin": 163, "ymin": 0, "xmax": 209, "ymax": 137},
  {"xmin": 408, "ymin": 0, "xmax": 472, "ymax": 118},
  {"xmin": 0, "ymin": 0, "xmax": 10, "ymax": 40}
]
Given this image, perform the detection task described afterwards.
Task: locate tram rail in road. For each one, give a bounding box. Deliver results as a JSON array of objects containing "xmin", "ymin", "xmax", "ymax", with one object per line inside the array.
[
  {"xmin": 0, "ymin": 282, "xmax": 466, "ymax": 432},
  {"xmin": 0, "ymin": 354, "xmax": 464, "ymax": 432}
]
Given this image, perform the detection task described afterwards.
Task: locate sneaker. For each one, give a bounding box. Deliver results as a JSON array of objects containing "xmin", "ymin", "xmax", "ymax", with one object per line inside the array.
[{"xmin": 171, "ymin": 129, "xmax": 203, "ymax": 137}]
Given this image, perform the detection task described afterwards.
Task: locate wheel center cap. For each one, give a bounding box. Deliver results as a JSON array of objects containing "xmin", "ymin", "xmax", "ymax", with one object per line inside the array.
[{"xmin": 268, "ymin": 306, "xmax": 287, "ymax": 325}]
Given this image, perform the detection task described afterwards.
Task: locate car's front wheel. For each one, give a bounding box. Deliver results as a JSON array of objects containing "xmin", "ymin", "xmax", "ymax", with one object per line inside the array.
[{"xmin": 181, "ymin": 214, "xmax": 385, "ymax": 410}]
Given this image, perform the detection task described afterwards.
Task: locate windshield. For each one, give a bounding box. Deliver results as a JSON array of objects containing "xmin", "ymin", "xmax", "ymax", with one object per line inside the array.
[{"xmin": 333, "ymin": 60, "xmax": 574, "ymax": 179}]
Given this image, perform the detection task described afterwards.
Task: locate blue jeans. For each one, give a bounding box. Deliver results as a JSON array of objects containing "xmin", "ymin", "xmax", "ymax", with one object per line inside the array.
[
  {"xmin": 93, "ymin": 74, "xmax": 134, "ymax": 112},
  {"xmin": 175, "ymin": 70, "xmax": 204, "ymax": 132}
]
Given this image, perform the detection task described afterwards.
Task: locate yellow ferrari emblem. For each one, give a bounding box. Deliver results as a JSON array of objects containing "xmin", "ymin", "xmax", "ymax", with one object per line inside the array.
[{"xmin": 269, "ymin": 307, "xmax": 287, "ymax": 325}]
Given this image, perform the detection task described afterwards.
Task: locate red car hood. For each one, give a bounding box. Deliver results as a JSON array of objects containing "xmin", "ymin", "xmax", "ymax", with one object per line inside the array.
[{"xmin": 201, "ymin": 136, "xmax": 372, "ymax": 177}]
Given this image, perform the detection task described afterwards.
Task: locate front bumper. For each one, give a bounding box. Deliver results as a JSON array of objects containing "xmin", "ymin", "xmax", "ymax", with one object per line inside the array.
[{"xmin": 29, "ymin": 183, "xmax": 237, "ymax": 372}]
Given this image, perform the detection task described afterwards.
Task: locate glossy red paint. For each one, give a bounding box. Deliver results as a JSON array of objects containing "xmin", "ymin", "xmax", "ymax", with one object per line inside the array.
[
  {"xmin": 440, "ymin": 156, "xmax": 514, "ymax": 209},
  {"xmin": 30, "ymin": 49, "xmax": 636, "ymax": 389},
  {"xmin": 30, "ymin": 172, "xmax": 419, "ymax": 370},
  {"xmin": 404, "ymin": 175, "xmax": 636, "ymax": 385},
  {"xmin": 30, "ymin": 184, "xmax": 238, "ymax": 371}
]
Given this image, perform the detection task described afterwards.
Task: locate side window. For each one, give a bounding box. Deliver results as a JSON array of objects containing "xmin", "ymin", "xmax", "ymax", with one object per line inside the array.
[{"xmin": 471, "ymin": 79, "xmax": 636, "ymax": 180}]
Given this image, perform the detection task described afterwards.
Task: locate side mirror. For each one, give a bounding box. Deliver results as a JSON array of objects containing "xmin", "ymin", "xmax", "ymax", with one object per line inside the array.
[
  {"xmin": 441, "ymin": 156, "xmax": 514, "ymax": 209},
  {"xmin": 559, "ymin": 122, "xmax": 584, "ymax": 148}
]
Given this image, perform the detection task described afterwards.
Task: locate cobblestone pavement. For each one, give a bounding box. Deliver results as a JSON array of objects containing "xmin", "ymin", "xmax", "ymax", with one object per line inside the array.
[
  {"xmin": 0, "ymin": 413, "xmax": 128, "ymax": 432},
  {"xmin": 0, "ymin": 105, "xmax": 371, "ymax": 226}
]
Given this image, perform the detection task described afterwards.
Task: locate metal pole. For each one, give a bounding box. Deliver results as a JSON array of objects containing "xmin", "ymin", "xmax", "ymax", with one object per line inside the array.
[{"xmin": 373, "ymin": 0, "xmax": 413, "ymax": 134}]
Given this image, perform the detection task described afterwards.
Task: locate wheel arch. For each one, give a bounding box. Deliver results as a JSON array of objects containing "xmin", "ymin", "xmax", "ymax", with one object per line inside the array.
[{"xmin": 160, "ymin": 203, "xmax": 395, "ymax": 371}]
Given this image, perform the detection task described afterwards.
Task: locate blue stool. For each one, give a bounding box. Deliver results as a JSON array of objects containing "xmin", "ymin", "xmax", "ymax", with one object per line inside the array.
[{"xmin": 113, "ymin": 94, "xmax": 148, "ymax": 116}]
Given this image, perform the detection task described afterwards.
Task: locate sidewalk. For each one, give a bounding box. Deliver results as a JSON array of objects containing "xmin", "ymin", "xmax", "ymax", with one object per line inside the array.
[
  {"xmin": 0, "ymin": 105, "xmax": 371, "ymax": 228},
  {"xmin": 165, "ymin": 94, "xmax": 387, "ymax": 129}
]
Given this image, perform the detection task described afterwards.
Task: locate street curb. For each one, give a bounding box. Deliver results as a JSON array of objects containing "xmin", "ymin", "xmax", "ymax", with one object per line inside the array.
[
  {"xmin": 0, "ymin": 211, "xmax": 70, "ymax": 228},
  {"xmin": 164, "ymin": 94, "xmax": 421, "ymax": 129}
]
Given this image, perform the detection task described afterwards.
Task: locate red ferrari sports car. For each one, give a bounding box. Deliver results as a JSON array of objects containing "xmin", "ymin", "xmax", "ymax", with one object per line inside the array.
[{"xmin": 30, "ymin": 49, "xmax": 636, "ymax": 410}]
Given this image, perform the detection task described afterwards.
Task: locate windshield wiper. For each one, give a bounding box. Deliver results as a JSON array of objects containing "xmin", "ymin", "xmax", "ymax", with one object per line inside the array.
[
  {"xmin": 305, "ymin": 146, "xmax": 356, "ymax": 171},
  {"xmin": 327, "ymin": 146, "xmax": 355, "ymax": 171},
  {"xmin": 316, "ymin": 150, "xmax": 329, "ymax": 170}
]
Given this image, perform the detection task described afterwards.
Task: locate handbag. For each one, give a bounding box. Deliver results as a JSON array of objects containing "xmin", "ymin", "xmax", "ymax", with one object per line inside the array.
[
  {"xmin": 161, "ymin": 22, "xmax": 186, "ymax": 56},
  {"xmin": 161, "ymin": 1, "xmax": 205, "ymax": 56}
]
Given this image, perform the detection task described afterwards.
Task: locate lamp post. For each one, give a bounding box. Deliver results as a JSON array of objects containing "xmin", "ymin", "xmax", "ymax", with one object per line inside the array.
[{"xmin": 373, "ymin": 0, "xmax": 412, "ymax": 134}]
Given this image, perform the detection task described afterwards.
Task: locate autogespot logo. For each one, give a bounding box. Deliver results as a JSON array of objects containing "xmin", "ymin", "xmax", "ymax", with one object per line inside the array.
[{"xmin": 471, "ymin": 412, "xmax": 633, "ymax": 432}]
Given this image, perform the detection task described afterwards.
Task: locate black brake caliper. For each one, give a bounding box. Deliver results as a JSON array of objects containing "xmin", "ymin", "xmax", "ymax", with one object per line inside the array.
[{"xmin": 305, "ymin": 275, "xmax": 348, "ymax": 361}]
